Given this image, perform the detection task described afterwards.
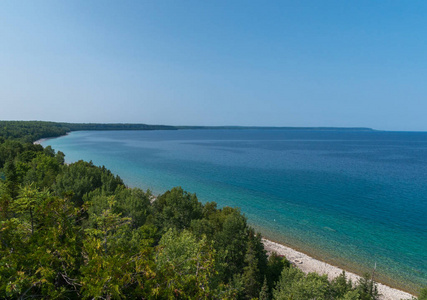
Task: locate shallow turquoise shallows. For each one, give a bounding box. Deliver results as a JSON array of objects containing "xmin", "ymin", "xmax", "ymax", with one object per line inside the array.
[{"xmin": 42, "ymin": 129, "xmax": 427, "ymax": 292}]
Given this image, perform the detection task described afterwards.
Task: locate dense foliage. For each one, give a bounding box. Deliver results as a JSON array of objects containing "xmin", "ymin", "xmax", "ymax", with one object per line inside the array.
[
  {"xmin": 0, "ymin": 122, "xmax": 424, "ymax": 299},
  {"xmin": 0, "ymin": 121, "xmax": 69, "ymax": 143}
]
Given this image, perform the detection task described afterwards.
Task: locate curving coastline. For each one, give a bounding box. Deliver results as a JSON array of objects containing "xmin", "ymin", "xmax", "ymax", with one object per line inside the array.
[
  {"xmin": 33, "ymin": 137, "xmax": 51, "ymax": 145},
  {"xmin": 33, "ymin": 132, "xmax": 69, "ymax": 145},
  {"xmin": 262, "ymin": 238, "xmax": 414, "ymax": 300}
]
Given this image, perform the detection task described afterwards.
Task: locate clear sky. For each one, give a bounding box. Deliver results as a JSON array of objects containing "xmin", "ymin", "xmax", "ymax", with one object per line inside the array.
[{"xmin": 1, "ymin": 1, "xmax": 426, "ymax": 130}]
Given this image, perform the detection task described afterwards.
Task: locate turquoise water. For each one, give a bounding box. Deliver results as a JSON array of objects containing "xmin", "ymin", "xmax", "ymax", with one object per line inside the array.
[{"xmin": 42, "ymin": 130, "xmax": 427, "ymax": 292}]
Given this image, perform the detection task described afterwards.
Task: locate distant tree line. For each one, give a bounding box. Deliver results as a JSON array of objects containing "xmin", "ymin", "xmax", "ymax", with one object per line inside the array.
[
  {"xmin": 61, "ymin": 122, "xmax": 176, "ymax": 132},
  {"xmin": 0, "ymin": 121, "xmax": 176, "ymax": 144},
  {"xmin": 0, "ymin": 121, "xmax": 69, "ymax": 143},
  {"xmin": 0, "ymin": 121, "xmax": 375, "ymax": 145},
  {"xmin": 175, "ymin": 126, "xmax": 375, "ymax": 131},
  {"xmin": 0, "ymin": 121, "xmax": 423, "ymax": 299}
]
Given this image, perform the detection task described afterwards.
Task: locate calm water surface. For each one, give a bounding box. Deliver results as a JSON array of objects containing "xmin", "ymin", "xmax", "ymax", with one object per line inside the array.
[{"xmin": 42, "ymin": 130, "xmax": 427, "ymax": 292}]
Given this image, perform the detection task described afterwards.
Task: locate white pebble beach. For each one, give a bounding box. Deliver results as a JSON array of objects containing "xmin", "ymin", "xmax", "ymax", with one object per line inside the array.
[{"xmin": 262, "ymin": 238, "xmax": 415, "ymax": 300}]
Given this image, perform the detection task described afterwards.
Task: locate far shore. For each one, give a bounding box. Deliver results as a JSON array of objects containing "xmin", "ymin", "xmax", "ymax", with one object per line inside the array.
[{"xmin": 262, "ymin": 238, "xmax": 415, "ymax": 300}]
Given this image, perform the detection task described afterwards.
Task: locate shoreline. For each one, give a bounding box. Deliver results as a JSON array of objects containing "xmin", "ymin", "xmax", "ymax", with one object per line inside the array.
[
  {"xmin": 33, "ymin": 132, "xmax": 70, "ymax": 145},
  {"xmin": 262, "ymin": 238, "xmax": 415, "ymax": 300},
  {"xmin": 33, "ymin": 137, "xmax": 51, "ymax": 145}
]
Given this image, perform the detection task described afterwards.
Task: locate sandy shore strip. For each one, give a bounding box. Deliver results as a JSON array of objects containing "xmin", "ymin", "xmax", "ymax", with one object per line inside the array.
[
  {"xmin": 33, "ymin": 137, "xmax": 51, "ymax": 145},
  {"xmin": 262, "ymin": 238, "xmax": 414, "ymax": 300},
  {"xmin": 33, "ymin": 132, "xmax": 70, "ymax": 145}
]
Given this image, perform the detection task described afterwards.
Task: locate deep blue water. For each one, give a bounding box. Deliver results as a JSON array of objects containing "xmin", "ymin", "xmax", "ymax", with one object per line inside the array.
[{"xmin": 42, "ymin": 130, "xmax": 427, "ymax": 291}]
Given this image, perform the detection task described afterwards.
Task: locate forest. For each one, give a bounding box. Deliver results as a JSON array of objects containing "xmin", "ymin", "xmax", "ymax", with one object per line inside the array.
[
  {"xmin": 0, "ymin": 121, "xmax": 176, "ymax": 144},
  {"xmin": 0, "ymin": 121, "xmax": 424, "ymax": 299}
]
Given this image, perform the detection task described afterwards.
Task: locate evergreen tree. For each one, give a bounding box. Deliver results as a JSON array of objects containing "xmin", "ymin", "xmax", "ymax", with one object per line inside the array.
[{"xmin": 259, "ymin": 276, "xmax": 270, "ymax": 300}]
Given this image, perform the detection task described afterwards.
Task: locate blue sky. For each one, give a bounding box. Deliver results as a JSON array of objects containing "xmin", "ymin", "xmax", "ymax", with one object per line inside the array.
[{"xmin": 1, "ymin": 1, "xmax": 426, "ymax": 130}]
